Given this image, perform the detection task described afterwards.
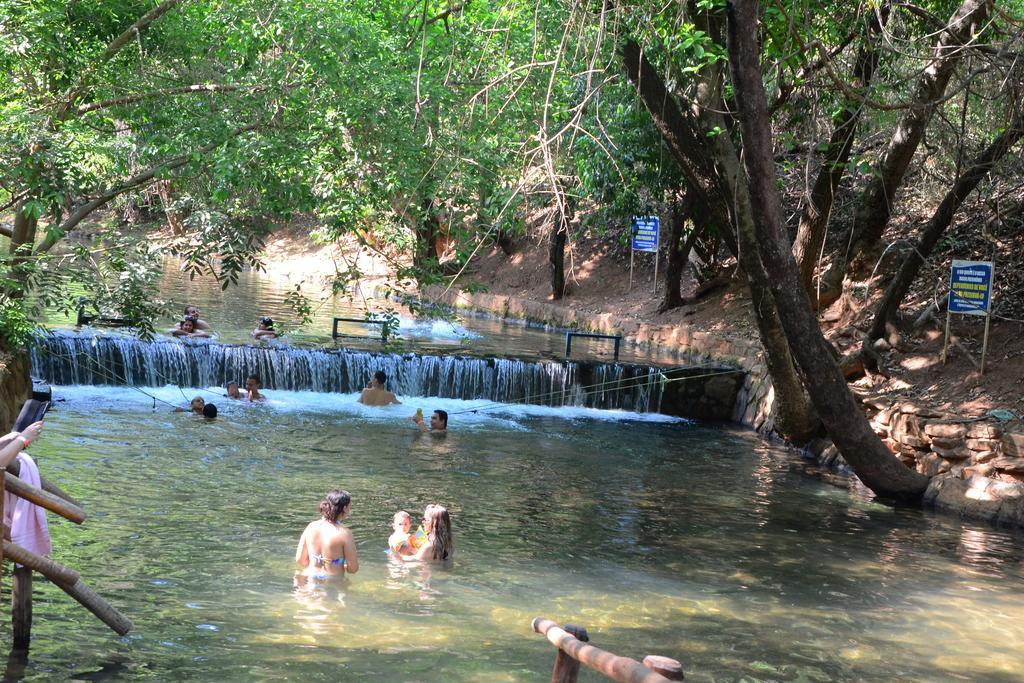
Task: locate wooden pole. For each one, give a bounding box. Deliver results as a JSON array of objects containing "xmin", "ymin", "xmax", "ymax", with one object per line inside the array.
[
  {"xmin": 980, "ymin": 310, "xmax": 992, "ymax": 374},
  {"xmin": 551, "ymin": 624, "xmax": 588, "ymax": 683},
  {"xmin": 4, "ymin": 472, "xmax": 87, "ymax": 524},
  {"xmin": 941, "ymin": 307, "xmax": 952, "ymax": 364},
  {"xmin": 642, "ymin": 655, "xmax": 684, "ymax": 680},
  {"xmin": 654, "ymin": 248, "xmax": 659, "ymax": 295},
  {"xmin": 53, "ymin": 578, "xmax": 133, "ymax": 636},
  {"xmin": 3, "ymin": 542, "xmax": 81, "ymax": 586},
  {"xmin": 12, "ymin": 566, "xmax": 32, "ymax": 650},
  {"xmin": 532, "ymin": 618, "xmax": 675, "ymax": 683},
  {"xmin": 6, "ymin": 459, "xmax": 83, "ymax": 508},
  {"xmin": 629, "ymin": 247, "xmax": 635, "ymax": 290},
  {"xmin": 0, "ymin": 464, "xmax": 5, "ymax": 590}
]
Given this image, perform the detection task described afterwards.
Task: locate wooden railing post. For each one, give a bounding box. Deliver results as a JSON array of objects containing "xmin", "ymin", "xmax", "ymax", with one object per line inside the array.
[
  {"xmin": 532, "ymin": 617, "xmax": 681, "ymax": 683},
  {"xmin": 643, "ymin": 655, "xmax": 684, "ymax": 680},
  {"xmin": 552, "ymin": 624, "xmax": 589, "ymax": 683},
  {"xmin": 12, "ymin": 566, "xmax": 32, "ymax": 650},
  {"xmin": 1, "ymin": 464, "xmax": 5, "ymax": 589}
]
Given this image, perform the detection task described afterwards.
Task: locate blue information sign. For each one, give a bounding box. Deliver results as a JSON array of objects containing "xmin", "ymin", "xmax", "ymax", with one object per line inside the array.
[
  {"xmin": 948, "ymin": 259, "xmax": 993, "ymax": 316},
  {"xmin": 631, "ymin": 216, "xmax": 659, "ymax": 252}
]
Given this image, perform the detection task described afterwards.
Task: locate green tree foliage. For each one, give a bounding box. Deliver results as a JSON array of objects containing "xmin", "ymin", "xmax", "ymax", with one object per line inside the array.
[{"xmin": 2, "ymin": 0, "xmax": 1021, "ymax": 350}]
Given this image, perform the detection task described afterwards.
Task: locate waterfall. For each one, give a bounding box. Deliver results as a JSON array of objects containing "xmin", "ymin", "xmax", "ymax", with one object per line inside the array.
[{"xmin": 30, "ymin": 331, "xmax": 665, "ymax": 412}]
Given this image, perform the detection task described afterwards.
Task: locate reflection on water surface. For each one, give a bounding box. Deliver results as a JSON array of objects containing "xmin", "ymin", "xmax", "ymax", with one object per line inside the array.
[{"xmin": 13, "ymin": 386, "xmax": 1024, "ymax": 681}]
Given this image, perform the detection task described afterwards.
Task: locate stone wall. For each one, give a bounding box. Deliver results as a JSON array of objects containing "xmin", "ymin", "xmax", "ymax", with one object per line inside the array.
[
  {"xmin": 659, "ymin": 365, "xmax": 747, "ymax": 421},
  {"xmin": 870, "ymin": 401, "xmax": 1023, "ymax": 482},
  {"xmin": 805, "ymin": 394, "xmax": 1024, "ymax": 526}
]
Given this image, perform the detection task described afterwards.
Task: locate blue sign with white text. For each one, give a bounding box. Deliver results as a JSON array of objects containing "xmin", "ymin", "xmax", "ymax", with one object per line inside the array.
[
  {"xmin": 631, "ymin": 216, "xmax": 659, "ymax": 252},
  {"xmin": 948, "ymin": 259, "xmax": 993, "ymax": 316}
]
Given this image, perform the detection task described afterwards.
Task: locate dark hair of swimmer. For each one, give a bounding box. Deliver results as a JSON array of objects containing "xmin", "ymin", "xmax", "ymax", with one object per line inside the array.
[
  {"xmin": 434, "ymin": 409, "xmax": 448, "ymax": 429},
  {"xmin": 424, "ymin": 504, "xmax": 453, "ymax": 560},
  {"xmin": 373, "ymin": 370, "xmax": 387, "ymax": 386},
  {"xmin": 203, "ymin": 403, "xmax": 218, "ymax": 419},
  {"xmin": 319, "ymin": 489, "xmax": 351, "ymax": 523},
  {"xmin": 260, "ymin": 316, "xmax": 274, "ymax": 329},
  {"xmin": 247, "ymin": 373, "xmax": 260, "ymax": 384}
]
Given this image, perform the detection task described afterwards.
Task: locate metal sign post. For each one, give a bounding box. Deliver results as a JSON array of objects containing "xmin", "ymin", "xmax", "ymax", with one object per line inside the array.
[
  {"xmin": 943, "ymin": 259, "xmax": 994, "ymax": 373},
  {"xmin": 630, "ymin": 216, "xmax": 660, "ymax": 293}
]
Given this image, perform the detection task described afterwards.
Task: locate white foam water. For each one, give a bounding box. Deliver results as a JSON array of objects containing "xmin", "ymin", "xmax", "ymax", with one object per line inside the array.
[{"xmin": 47, "ymin": 384, "xmax": 687, "ymax": 430}]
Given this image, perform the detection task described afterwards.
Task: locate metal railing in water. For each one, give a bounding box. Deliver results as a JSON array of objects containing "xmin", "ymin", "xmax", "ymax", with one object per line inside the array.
[
  {"xmin": 331, "ymin": 316, "xmax": 388, "ymax": 341},
  {"xmin": 565, "ymin": 331, "xmax": 622, "ymax": 361}
]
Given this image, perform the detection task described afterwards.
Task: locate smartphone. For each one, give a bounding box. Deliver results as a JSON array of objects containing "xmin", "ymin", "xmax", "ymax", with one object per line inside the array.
[{"xmin": 14, "ymin": 399, "xmax": 49, "ymax": 433}]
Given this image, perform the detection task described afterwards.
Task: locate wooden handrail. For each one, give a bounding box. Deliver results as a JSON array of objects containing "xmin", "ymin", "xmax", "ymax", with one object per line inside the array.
[
  {"xmin": 532, "ymin": 618, "xmax": 683, "ymax": 682},
  {"xmin": 7, "ymin": 459, "xmax": 83, "ymax": 507},
  {"xmin": 54, "ymin": 577, "xmax": 133, "ymax": 636},
  {"xmin": 2, "ymin": 541, "xmax": 80, "ymax": 586},
  {"xmin": 4, "ymin": 472, "xmax": 87, "ymax": 524}
]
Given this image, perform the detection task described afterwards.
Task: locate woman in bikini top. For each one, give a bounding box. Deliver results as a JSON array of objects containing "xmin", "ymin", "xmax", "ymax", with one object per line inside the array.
[{"xmin": 295, "ymin": 489, "xmax": 360, "ymax": 578}]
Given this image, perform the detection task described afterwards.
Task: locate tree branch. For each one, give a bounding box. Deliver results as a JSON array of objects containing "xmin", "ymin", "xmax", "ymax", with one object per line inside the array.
[
  {"xmin": 75, "ymin": 84, "xmax": 257, "ymax": 116},
  {"xmin": 404, "ymin": 1, "xmax": 472, "ymax": 49},
  {"xmin": 99, "ymin": 0, "xmax": 189, "ymax": 65},
  {"xmin": 58, "ymin": 0, "xmax": 190, "ymax": 119},
  {"xmin": 34, "ymin": 123, "xmax": 261, "ymax": 254}
]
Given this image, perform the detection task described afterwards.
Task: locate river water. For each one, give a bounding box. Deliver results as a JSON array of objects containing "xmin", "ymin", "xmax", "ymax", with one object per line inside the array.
[
  {"xmin": 42, "ymin": 258, "xmax": 685, "ymax": 365},
  {"xmin": 18, "ymin": 263, "xmax": 1024, "ymax": 680},
  {"xmin": 13, "ymin": 386, "xmax": 1024, "ymax": 681}
]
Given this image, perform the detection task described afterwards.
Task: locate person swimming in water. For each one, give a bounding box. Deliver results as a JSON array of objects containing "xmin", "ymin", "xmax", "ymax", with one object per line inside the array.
[
  {"xmin": 171, "ymin": 316, "xmax": 210, "ymax": 339},
  {"xmin": 411, "ymin": 409, "xmax": 447, "ymax": 433},
  {"xmin": 359, "ymin": 371, "xmax": 401, "ymax": 406},
  {"xmin": 225, "ymin": 381, "xmax": 242, "ymax": 399},
  {"xmin": 252, "ymin": 316, "xmax": 278, "ymax": 340},
  {"xmin": 245, "ymin": 374, "xmax": 264, "ymax": 401},
  {"xmin": 388, "ymin": 510, "xmax": 420, "ymax": 556},
  {"xmin": 403, "ymin": 504, "xmax": 452, "ymax": 562},
  {"xmin": 175, "ymin": 396, "xmax": 205, "ymax": 414},
  {"xmin": 295, "ymin": 489, "xmax": 360, "ymax": 579}
]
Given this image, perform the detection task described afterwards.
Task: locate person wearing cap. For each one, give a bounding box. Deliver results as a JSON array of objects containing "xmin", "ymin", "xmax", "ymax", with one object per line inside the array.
[
  {"xmin": 252, "ymin": 316, "xmax": 278, "ymax": 340},
  {"xmin": 358, "ymin": 370, "xmax": 401, "ymax": 407}
]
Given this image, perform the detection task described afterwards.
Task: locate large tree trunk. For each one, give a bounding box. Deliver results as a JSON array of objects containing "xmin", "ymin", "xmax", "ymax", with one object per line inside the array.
[
  {"xmin": 659, "ymin": 195, "xmax": 701, "ymax": 313},
  {"xmin": 869, "ymin": 111, "xmax": 1024, "ymax": 341},
  {"xmin": 792, "ymin": 4, "xmax": 889, "ymax": 296},
  {"xmin": 726, "ymin": 0, "xmax": 929, "ymax": 501},
  {"xmin": 7, "ymin": 201, "xmax": 39, "ymax": 299},
  {"xmin": 413, "ymin": 197, "xmax": 441, "ymax": 275},
  {"xmin": 843, "ymin": 0, "xmax": 993, "ymax": 275},
  {"xmin": 622, "ymin": 35, "xmax": 819, "ymax": 443},
  {"xmin": 547, "ymin": 183, "xmax": 572, "ymax": 300},
  {"xmin": 548, "ymin": 221, "xmax": 566, "ymax": 300}
]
